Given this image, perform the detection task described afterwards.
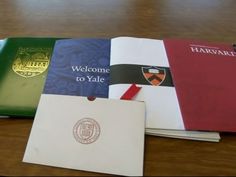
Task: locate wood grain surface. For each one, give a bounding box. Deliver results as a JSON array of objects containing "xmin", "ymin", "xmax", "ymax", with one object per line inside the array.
[{"xmin": 1, "ymin": 0, "xmax": 236, "ymax": 176}]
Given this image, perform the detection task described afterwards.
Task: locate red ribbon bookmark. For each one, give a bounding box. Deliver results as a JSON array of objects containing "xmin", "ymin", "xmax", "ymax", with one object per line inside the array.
[{"xmin": 120, "ymin": 84, "xmax": 142, "ymax": 100}]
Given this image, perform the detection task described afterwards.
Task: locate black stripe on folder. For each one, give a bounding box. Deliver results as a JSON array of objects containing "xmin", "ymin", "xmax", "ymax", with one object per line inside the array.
[{"xmin": 110, "ymin": 64, "xmax": 174, "ymax": 87}]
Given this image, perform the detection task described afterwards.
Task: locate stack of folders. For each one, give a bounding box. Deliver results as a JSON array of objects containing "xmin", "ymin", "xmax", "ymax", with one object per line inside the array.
[
  {"xmin": 3, "ymin": 37, "xmax": 236, "ymax": 175},
  {"xmin": 2, "ymin": 37, "xmax": 236, "ymax": 143}
]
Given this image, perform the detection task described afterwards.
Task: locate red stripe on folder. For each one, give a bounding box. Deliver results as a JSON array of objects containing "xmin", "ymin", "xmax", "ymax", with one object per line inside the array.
[{"xmin": 120, "ymin": 84, "xmax": 142, "ymax": 100}]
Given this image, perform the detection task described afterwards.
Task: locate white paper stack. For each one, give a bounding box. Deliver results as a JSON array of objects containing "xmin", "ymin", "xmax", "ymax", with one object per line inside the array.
[{"xmin": 145, "ymin": 129, "xmax": 220, "ymax": 142}]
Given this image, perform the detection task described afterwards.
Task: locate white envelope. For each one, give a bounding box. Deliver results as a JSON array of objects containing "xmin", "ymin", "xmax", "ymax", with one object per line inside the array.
[{"xmin": 23, "ymin": 95, "xmax": 145, "ymax": 176}]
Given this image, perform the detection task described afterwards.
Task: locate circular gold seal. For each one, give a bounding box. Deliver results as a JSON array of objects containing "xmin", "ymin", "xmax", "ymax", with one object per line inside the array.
[
  {"xmin": 12, "ymin": 47, "xmax": 51, "ymax": 78},
  {"xmin": 73, "ymin": 118, "xmax": 100, "ymax": 144}
]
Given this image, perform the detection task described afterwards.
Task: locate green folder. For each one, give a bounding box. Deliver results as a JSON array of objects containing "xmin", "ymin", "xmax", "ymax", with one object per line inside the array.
[{"xmin": 0, "ymin": 37, "xmax": 58, "ymax": 117}]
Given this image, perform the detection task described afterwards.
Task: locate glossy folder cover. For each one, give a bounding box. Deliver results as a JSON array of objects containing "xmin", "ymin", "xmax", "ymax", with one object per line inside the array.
[{"xmin": 0, "ymin": 37, "xmax": 58, "ymax": 117}]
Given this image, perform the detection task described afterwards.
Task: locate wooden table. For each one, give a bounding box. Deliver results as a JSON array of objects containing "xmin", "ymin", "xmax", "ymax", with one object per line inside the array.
[{"xmin": 1, "ymin": 0, "xmax": 236, "ymax": 176}]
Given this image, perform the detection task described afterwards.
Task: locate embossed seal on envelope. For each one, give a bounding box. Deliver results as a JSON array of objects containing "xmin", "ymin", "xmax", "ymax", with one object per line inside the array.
[{"xmin": 73, "ymin": 118, "xmax": 100, "ymax": 144}]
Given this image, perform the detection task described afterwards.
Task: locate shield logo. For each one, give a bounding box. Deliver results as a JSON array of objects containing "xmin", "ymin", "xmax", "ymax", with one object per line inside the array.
[
  {"xmin": 142, "ymin": 66, "xmax": 166, "ymax": 86},
  {"xmin": 12, "ymin": 47, "xmax": 51, "ymax": 78},
  {"xmin": 79, "ymin": 121, "xmax": 95, "ymax": 140}
]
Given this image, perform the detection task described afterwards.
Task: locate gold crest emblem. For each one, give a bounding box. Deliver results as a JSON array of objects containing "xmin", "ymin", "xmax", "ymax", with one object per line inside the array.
[{"xmin": 12, "ymin": 47, "xmax": 52, "ymax": 78}]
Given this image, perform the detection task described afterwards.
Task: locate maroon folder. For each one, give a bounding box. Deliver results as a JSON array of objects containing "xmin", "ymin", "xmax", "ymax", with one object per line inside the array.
[{"xmin": 164, "ymin": 39, "xmax": 236, "ymax": 132}]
